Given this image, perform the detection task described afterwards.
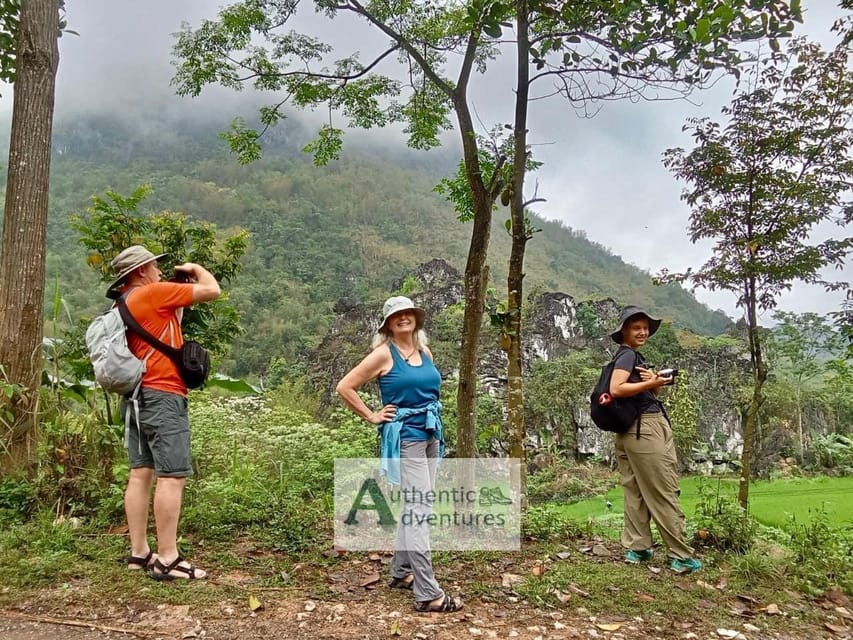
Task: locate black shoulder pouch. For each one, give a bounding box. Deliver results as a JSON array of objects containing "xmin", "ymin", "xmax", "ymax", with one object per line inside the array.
[{"xmin": 178, "ymin": 340, "xmax": 210, "ymax": 389}]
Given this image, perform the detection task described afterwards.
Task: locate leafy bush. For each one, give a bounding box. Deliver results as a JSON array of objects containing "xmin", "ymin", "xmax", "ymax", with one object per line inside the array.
[
  {"xmin": 522, "ymin": 504, "xmax": 588, "ymax": 541},
  {"xmin": 527, "ymin": 461, "xmax": 616, "ymax": 504},
  {"xmin": 0, "ymin": 477, "xmax": 37, "ymax": 524},
  {"xmin": 183, "ymin": 392, "xmax": 376, "ymax": 548},
  {"xmin": 806, "ymin": 434, "xmax": 853, "ymax": 474},
  {"xmin": 787, "ymin": 509, "xmax": 853, "ymax": 595},
  {"xmin": 34, "ymin": 408, "xmax": 124, "ymax": 521},
  {"xmin": 692, "ymin": 480, "xmax": 757, "ymax": 553}
]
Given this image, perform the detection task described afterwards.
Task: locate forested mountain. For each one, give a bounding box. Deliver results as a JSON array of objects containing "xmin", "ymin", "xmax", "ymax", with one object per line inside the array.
[{"xmin": 1, "ymin": 112, "xmax": 730, "ymax": 378}]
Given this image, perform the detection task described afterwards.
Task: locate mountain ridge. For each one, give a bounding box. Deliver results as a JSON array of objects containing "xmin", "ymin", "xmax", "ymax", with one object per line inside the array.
[{"xmin": 1, "ymin": 112, "xmax": 731, "ymax": 376}]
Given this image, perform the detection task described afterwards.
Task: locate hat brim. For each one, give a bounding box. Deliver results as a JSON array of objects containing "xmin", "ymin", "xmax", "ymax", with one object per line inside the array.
[
  {"xmin": 610, "ymin": 313, "xmax": 661, "ymax": 343},
  {"xmin": 106, "ymin": 252, "xmax": 168, "ymax": 294},
  {"xmin": 380, "ymin": 307, "xmax": 426, "ymax": 332}
]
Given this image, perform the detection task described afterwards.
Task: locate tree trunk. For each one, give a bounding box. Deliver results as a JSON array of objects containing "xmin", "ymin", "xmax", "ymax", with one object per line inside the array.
[
  {"xmin": 452, "ymin": 93, "xmax": 493, "ymax": 460},
  {"xmin": 0, "ymin": 0, "xmax": 60, "ymax": 474},
  {"xmin": 796, "ymin": 386, "xmax": 803, "ymax": 465},
  {"xmin": 737, "ymin": 280, "xmax": 767, "ymax": 509},
  {"xmin": 506, "ymin": 0, "xmax": 531, "ymax": 506}
]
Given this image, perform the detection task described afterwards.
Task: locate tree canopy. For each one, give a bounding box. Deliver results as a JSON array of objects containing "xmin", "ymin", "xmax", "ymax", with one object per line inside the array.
[{"xmin": 660, "ymin": 35, "xmax": 853, "ymax": 505}]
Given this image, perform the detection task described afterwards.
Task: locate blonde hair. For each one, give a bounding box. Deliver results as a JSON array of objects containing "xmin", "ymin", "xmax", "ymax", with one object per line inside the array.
[{"xmin": 370, "ymin": 328, "xmax": 429, "ymax": 352}]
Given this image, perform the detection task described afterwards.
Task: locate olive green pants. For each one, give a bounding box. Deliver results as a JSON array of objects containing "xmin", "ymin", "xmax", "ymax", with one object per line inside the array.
[{"xmin": 615, "ymin": 412, "xmax": 693, "ymax": 560}]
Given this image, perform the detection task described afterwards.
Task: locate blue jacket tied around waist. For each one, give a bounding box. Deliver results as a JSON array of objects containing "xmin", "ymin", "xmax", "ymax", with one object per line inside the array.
[{"xmin": 379, "ymin": 401, "xmax": 445, "ymax": 485}]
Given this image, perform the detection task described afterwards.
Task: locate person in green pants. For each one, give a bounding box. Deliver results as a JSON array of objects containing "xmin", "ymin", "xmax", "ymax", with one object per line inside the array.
[{"xmin": 608, "ymin": 305, "xmax": 702, "ymax": 574}]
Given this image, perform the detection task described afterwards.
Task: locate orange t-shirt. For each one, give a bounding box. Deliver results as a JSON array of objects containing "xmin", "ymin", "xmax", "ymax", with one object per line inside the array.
[{"xmin": 122, "ymin": 282, "xmax": 195, "ymax": 396}]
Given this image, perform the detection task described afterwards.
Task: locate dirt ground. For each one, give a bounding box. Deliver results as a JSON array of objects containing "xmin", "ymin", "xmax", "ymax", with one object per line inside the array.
[
  {"xmin": 2, "ymin": 544, "xmax": 851, "ymax": 640},
  {"xmin": 3, "ymin": 583, "xmax": 852, "ymax": 640},
  {"xmin": 0, "ymin": 597, "xmax": 834, "ymax": 640}
]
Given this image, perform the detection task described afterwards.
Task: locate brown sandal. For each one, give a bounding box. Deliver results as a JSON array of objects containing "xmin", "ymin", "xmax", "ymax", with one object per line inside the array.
[
  {"xmin": 388, "ymin": 575, "xmax": 414, "ymax": 590},
  {"xmin": 414, "ymin": 594, "xmax": 463, "ymax": 613},
  {"xmin": 126, "ymin": 550, "xmax": 155, "ymax": 570},
  {"xmin": 148, "ymin": 555, "xmax": 207, "ymax": 581}
]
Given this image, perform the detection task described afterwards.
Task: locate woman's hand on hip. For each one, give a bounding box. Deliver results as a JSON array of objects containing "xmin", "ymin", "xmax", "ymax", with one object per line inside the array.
[{"xmin": 369, "ymin": 404, "xmax": 397, "ymax": 424}]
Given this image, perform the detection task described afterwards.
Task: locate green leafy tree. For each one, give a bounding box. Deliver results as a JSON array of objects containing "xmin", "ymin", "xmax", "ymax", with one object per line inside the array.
[
  {"xmin": 172, "ymin": 0, "xmax": 800, "ymax": 463},
  {"xmin": 0, "ymin": 0, "xmax": 19, "ymax": 89},
  {"xmin": 70, "ymin": 184, "xmax": 250, "ymax": 358},
  {"xmin": 0, "ymin": 0, "xmax": 60, "ymax": 474},
  {"xmin": 769, "ymin": 311, "xmax": 844, "ymax": 462},
  {"xmin": 823, "ymin": 357, "xmax": 853, "ymax": 436},
  {"xmin": 660, "ymin": 37, "xmax": 853, "ymax": 507},
  {"xmin": 661, "ymin": 370, "xmax": 700, "ymax": 466},
  {"xmin": 526, "ymin": 351, "xmax": 599, "ymax": 462}
]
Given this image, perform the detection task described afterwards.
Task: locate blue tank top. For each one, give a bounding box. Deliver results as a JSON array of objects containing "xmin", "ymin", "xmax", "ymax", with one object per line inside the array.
[{"xmin": 378, "ymin": 342, "xmax": 441, "ymax": 441}]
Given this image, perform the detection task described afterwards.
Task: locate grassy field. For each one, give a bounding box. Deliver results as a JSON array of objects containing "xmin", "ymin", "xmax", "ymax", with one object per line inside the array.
[{"xmin": 553, "ymin": 475, "xmax": 853, "ymax": 530}]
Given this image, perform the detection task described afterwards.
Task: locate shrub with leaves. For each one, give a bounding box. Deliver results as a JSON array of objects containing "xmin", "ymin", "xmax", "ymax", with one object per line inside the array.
[
  {"xmin": 693, "ymin": 479, "xmax": 757, "ymax": 553},
  {"xmin": 787, "ymin": 509, "xmax": 853, "ymax": 595},
  {"xmin": 183, "ymin": 391, "xmax": 376, "ymax": 549},
  {"xmin": 522, "ymin": 504, "xmax": 589, "ymax": 541}
]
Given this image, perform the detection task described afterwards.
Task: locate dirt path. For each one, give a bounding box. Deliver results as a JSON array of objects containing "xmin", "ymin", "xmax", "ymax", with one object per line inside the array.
[
  {"xmin": 3, "ymin": 593, "xmax": 850, "ymax": 640},
  {"xmin": 2, "ymin": 541, "xmax": 851, "ymax": 640}
]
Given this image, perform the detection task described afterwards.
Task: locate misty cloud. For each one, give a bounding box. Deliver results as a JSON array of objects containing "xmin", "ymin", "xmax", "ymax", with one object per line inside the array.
[{"xmin": 1, "ymin": 0, "xmax": 849, "ymax": 322}]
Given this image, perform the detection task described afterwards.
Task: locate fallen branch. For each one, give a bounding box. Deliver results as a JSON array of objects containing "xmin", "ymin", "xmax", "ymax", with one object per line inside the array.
[{"xmin": 2, "ymin": 611, "xmax": 162, "ymax": 638}]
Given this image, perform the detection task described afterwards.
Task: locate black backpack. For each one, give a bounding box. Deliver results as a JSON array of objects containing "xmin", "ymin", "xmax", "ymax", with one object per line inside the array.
[{"xmin": 589, "ymin": 346, "xmax": 642, "ymax": 436}]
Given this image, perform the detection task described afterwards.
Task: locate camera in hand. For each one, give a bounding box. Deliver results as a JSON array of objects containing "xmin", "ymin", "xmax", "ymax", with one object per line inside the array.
[
  {"xmin": 659, "ymin": 367, "xmax": 679, "ymax": 384},
  {"xmin": 170, "ymin": 270, "xmax": 193, "ymax": 283}
]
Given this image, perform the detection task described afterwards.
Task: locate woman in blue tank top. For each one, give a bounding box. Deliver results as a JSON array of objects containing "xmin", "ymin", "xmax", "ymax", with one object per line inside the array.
[{"xmin": 337, "ymin": 296, "xmax": 463, "ymax": 613}]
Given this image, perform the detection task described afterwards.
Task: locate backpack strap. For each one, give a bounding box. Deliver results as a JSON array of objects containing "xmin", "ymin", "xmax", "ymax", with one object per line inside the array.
[
  {"xmin": 116, "ymin": 293, "xmax": 182, "ymax": 454},
  {"xmin": 612, "ymin": 346, "xmax": 644, "ymax": 439},
  {"xmin": 116, "ymin": 296, "xmax": 182, "ymax": 361}
]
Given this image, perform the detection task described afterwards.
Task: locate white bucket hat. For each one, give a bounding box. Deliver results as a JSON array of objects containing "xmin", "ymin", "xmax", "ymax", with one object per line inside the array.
[
  {"xmin": 380, "ymin": 296, "xmax": 425, "ymax": 331},
  {"xmin": 107, "ymin": 245, "xmax": 167, "ymax": 292}
]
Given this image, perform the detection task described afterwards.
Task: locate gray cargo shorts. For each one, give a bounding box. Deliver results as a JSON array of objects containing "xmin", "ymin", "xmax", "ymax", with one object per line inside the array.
[{"xmin": 121, "ymin": 388, "xmax": 193, "ymax": 478}]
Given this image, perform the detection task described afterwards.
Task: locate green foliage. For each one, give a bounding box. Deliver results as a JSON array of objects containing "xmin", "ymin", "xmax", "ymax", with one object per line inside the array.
[
  {"xmin": 183, "ymin": 392, "xmax": 376, "ymax": 549},
  {"xmin": 36, "ymin": 114, "xmax": 733, "ymax": 380},
  {"xmin": 0, "ymin": 476, "xmax": 36, "ymax": 524},
  {"xmin": 526, "ymin": 352, "xmax": 600, "ymax": 459},
  {"xmin": 35, "ymin": 409, "xmax": 125, "ymax": 524},
  {"xmin": 575, "ymin": 301, "xmax": 599, "ymax": 338},
  {"xmin": 693, "ymin": 479, "xmax": 758, "ymax": 552},
  {"xmin": 0, "ymin": 0, "xmax": 18, "ymax": 88},
  {"xmin": 661, "ymin": 371, "xmax": 700, "ymax": 464},
  {"xmin": 434, "ymin": 131, "xmax": 540, "ymax": 223},
  {"xmin": 522, "ymin": 504, "xmax": 588, "ymax": 541},
  {"xmin": 661, "ymin": 36, "xmax": 853, "ymax": 505},
  {"xmin": 661, "ymin": 38, "xmax": 853, "ymax": 310},
  {"xmin": 398, "ymin": 274, "xmax": 420, "ymax": 296},
  {"xmin": 70, "ymin": 184, "xmax": 250, "ymax": 359},
  {"xmin": 807, "ymin": 434, "xmax": 853, "ymax": 474},
  {"xmin": 787, "ymin": 508, "xmax": 853, "ymax": 594},
  {"xmin": 172, "ymin": 0, "xmax": 800, "ymax": 165},
  {"xmin": 527, "ymin": 460, "xmax": 616, "ymax": 505},
  {"xmin": 438, "ymin": 378, "xmax": 504, "ymax": 454},
  {"xmin": 0, "ymin": 364, "xmax": 24, "ymax": 457},
  {"xmin": 729, "ymin": 545, "xmax": 786, "ymax": 584},
  {"xmin": 641, "ymin": 321, "xmax": 683, "ymax": 369}
]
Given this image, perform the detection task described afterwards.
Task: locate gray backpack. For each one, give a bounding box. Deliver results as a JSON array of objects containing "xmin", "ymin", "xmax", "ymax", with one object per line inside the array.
[{"xmin": 85, "ymin": 305, "xmax": 146, "ymax": 395}]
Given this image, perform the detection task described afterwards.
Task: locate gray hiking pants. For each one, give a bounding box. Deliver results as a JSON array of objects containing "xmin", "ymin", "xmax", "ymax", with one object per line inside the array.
[{"xmin": 390, "ymin": 438, "xmax": 443, "ymax": 603}]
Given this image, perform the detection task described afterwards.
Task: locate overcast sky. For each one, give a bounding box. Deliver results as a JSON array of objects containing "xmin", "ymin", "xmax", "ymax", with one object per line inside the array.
[{"xmin": 2, "ymin": 0, "xmax": 850, "ymax": 324}]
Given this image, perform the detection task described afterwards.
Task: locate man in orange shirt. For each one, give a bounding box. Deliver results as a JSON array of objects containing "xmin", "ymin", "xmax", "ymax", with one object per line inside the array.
[{"xmin": 108, "ymin": 245, "xmax": 221, "ymax": 580}]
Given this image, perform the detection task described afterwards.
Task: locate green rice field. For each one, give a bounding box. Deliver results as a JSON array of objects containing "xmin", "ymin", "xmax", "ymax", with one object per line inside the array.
[{"xmin": 554, "ymin": 475, "xmax": 853, "ymax": 530}]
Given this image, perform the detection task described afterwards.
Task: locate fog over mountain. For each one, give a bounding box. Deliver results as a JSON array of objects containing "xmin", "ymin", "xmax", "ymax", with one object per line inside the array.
[{"xmin": 1, "ymin": 0, "xmax": 849, "ymax": 323}]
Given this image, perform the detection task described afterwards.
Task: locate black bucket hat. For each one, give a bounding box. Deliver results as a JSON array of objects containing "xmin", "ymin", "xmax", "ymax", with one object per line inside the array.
[{"xmin": 609, "ymin": 305, "xmax": 661, "ymax": 344}]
